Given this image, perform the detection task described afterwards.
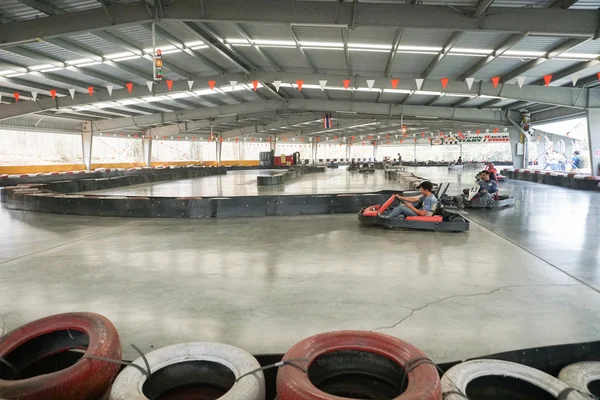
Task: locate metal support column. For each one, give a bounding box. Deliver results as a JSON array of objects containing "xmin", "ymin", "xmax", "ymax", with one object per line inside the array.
[
  {"xmin": 142, "ymin": 134, "xmax": 152, "ymax": 168},
  {"xmin": 81, "ymin": 121, "xmax": 93, "ymax": 171},
  {"xmin": 536, "ymin": 137, "xmax": 547, "ymax": 168},
  {"xmin": 508, "ymin": 126, "xmax": 526, "ymax": 168},
  {"xmin": 372, "ymin": 141, "xmax": 378, "ymax": 161},
  {"xmin": 270, "ymin": 136, "xmax": 276, "ymax": 152},
  {"xmin": 345, "ymin": 143, "xmax": 351, "ymax": 161},
  {"xmin": 586, "ymin": 109, "xmax": 600, "ymax": 176},
  {"xmin": 311, "ymin": 141, "xmax": 318, "ymax": 164},
  {"xmin": 216, "ymin": 134, "xmax": 223, "ymax": 165}
]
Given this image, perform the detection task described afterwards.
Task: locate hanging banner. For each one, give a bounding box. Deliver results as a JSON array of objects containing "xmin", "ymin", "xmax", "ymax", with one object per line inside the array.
[
  {"xmin": 445, "ymin": 137, "xmax": 460, "ymax": 145},
  {"xmin": 431, "ymin": 137, "xmax": 444, "ymax": 146}
]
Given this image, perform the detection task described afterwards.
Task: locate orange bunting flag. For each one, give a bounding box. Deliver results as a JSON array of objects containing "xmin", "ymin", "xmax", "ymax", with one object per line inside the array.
[
  {"xmin": 543, "ymin": 75, "xmax": 553, "ymax": 86},
  {"xmin": 88, "ymin": 87, "xmax": 94, "ymax": 96},
  {"xmin": 13, "ymin": 92, "xmax": 19, "ymax": 102},
  {"xmin": 391, "ymin": 79, "xmax": 399, "ymax": 89},
  {"xmin": 166, "ymin": 80, "xmax": 174, "ymax": 91},
  {"xmin": 252, "ymin": 80, "xmax": 259, "ymax": 91},
  {"xmin": 49, "ymin": 89, "xmax": 57, "ymax": 99},
  {"xmin": 251, "ymin": 137, "xmax": 255, "ymax": 142},
  {"xmin": 476, "ymin": 129, "xmax": 481, "ymax": 135},
  {"xmin": 296, "ymin": 80, "xmax": 304, "ymax": 91},
  {"xmin": 386, "ymin": 135, "xmax": 389, "ymax": 139},
  {"xmin": 441, "ymin": 78, "xmax": 449, "ymax": 89},
  {"xmin": 421, "ymin": 133, "xmax": 425, "ymax": 138},
  {"xmin": 235, "ymin": 138, "xmax": 239, "ymax": 142},
  {"xmin": 494, "ymin": 128, "xmax": 499, "ymax": 133},
  {"xmin": 125, "ymin": 83, "xmax": 133, "ymax": 93},
  {"xmin": 492, "ymin": 76, "xmax": 501, "ymax": 88},
  {"xmin": 368, "ymin": 135, "xmax": 373, "ymax": 140},
  {"xmin": 386, "ymin": 141, "xmax": 390, "ymax": 144},
  {"xmin": 597, "ymin": 72, "xmax": 600, "ymax": 81},
  {"xmin": 208, "ymin": 80, "xmax": 216, "ymax": 90},
  {"xmin": 343, "ymin": 79, "xmax": 351, "ymax": 90}
]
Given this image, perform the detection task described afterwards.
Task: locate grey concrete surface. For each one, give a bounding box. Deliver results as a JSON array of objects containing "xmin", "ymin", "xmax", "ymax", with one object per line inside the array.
[{"xmin": 1, "ymin": 167, "xmax": 600, "ymax": 363}]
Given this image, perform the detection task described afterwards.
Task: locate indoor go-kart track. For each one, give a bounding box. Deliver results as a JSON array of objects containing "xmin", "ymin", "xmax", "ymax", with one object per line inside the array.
[{"xmin": 1, "ymin": 166, "xmax": 600, "ymax": 363}]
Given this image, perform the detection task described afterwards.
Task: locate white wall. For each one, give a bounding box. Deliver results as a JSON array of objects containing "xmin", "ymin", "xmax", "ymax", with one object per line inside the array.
[{"xmin": 0, "ymin": 129, "xmax": 82, "ymax": 165}]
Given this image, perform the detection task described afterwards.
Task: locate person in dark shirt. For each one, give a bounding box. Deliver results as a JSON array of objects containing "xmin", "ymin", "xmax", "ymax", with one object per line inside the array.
[
  {"xmin": 473, "ymin": 170, "xmax": 498, "ymax": 203},
  {"xmin": 572, "ymin": 151, "xmax": 583, "ymax": 170}
]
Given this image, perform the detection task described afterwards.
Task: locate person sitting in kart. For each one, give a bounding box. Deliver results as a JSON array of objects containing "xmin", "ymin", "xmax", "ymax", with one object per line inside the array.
[
  {"xmin": 473, "ymin": 170, "xmax": 498, "ymax": 204},
  {"xmin": 382, "ymin": 181, "xmax": 437, "ymax": 219}
]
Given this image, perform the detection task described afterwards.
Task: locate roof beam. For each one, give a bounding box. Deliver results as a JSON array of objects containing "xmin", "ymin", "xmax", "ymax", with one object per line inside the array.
[
  {"xmin": 16, "ymin": 0, "xmax": 64, "ymax": 16},
  {"xmin": 287, "ymin": 25, "xmax": 316, "ymax": 73},
  {"xmin": 383, "ymin": 29, "xmax": 404, "ymax": 78},
  {"xmin": 472, "ymin": 0, "xmax": 495, "ymax": 17},
  {"xmin": 1, "ymin": 2, "xmax": 598, "ymax": 47},
  {"xmin": 233, "ymin": 24, "xmax": 281, "ymax": 72},
  {"xmin": 532, "ymin": 59, "xmax": 600, "ymax": 86},
  {"xmin": 530, "ymin": 106, "xmax": 586, "ymax": 123},
  {"xmin": 421, "ymin": 31, "xmax": 463, "ymax": 79},
  {"xmin": 221, "ymin": 114, "xmax": 321, "ymax": 138},
  {"xmin": 341, "ymin": 28, "xmax": 352, "ymax": 76},
  {"xmin": 501, "ymin": 38, "xmax": 588, "ymax": 83},
  {"xmin": 459, "ymin": 34, "xmax": 525, "ymax": 80},
  {"xmin": 550, "ymin": 0, "xmax": 578, "ymax": 8}
]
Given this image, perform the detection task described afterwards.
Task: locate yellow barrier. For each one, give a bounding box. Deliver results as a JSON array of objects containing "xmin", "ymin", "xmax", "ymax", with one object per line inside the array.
[{"xmin": 0, "ymin": 160, "xmax": 260, "ymax": 174}]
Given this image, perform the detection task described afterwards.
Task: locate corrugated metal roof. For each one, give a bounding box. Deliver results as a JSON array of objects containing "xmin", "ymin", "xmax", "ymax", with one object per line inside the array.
[
  {"xmin": 567, "ymin": 39, "xmax": 600, "ymax": 54},
  {"xmin": 473, "ymin": 57, "xmax": 525, "ymax": 79},
  {"xmin": 0, "ymin": 115, "xmax": 82, "ymax": 132},
  {"xmin": 305, "ymin": 48, "xmax": 347, "ymax": 71},
  {"xmin": 454, "ymin": 32, "xmax": 511, "ymax": 50},
  {"xmin": 260, "ymin": 48, "xmax": 312, "ymax": 70},
  {"xmin": 157, "ymin": 21, "xmax": 201, "ymax": 44},
  {"xmin": 230, "ymin": 46, "xmax": 276, "ymax": 70},
  {"xmin": 290, "ymin": 26, "xmax": 342, "ymax": 42},
  {"xmin": 112, "ymin": 25, "xmax": 170, "ymax": 49},
  {"xmin": 243, "ymin": 23, "xmax": 298, "ymax": 40},
  {"xmin": 428, "ymin": 55, "xmax": 484, "ymax": 79},
  {"xmin": 571, "ymin": 0, "xmax": 600, "ymax": 9},
  {"xmin": 23, "ymin": 41, "xmax": 80, "ymax": 62},
  {"xmin": 390, "ymin": 54, "xmax": 436, "ymax": 77},
  {"xmin": 0, "ymin": 49, "xmax": 39, "ymax": 67},
  {"xmin": 66, "ymin": 33, "xmax": 125, "ymax": 55},
  {"xmin": 50, "ymin": 0, "xmax": 100, "ymax": 13},
  {"xmin": 522, "ymin": 59, "xmax": 582, "ymax": 80},
  {"xmin": 349, "ymin": 51, "xmax": 389, "ymax": 75},
  {"xmin": 0, "ymin": 0, "xmax": 47, "ymax": 21},
  {"xmin": 400, "ymin": 30, "xmax": 454, "ymax": 47},
  {"xmin": 347, "ymin": 27, "xmax": 397, "ymax": 46},
  {"xmin": 510, "ymin": 36, "xmax": 565, "ymax": 52},
  {"xmin": 205, "ymin": 22, "xmax": 245, "ymax": 40}
]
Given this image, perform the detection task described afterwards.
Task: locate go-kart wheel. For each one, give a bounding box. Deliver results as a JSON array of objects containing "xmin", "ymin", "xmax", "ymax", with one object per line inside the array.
[{"xmin": 448, "ymin": 215, "xmax": 466, "ymax": 223}]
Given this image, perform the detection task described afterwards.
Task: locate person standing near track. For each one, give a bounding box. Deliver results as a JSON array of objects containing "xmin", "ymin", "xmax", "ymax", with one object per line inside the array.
[{"xmin": 383, "ymin": 181, "xmax": 437, "ymax": 219}]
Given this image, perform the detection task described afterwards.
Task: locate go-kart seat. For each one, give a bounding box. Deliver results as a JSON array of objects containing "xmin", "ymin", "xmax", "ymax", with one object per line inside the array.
[{"xmin": 406, "ymin": 216, "xmax": 443, "ymax": 222}]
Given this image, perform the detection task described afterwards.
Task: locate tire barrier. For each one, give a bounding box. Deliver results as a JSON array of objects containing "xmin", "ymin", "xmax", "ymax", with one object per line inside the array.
[
  {"xmin": 502, "ymin": 169, "xmax": 600, "ymax": 191},
  {"xmin": 257, "ymin": 166, "xmax": 326, "ymax": 186},
  {"xmin": 442, "ymin": 359, "xmax": 589, "ymax": 400},
  {"xmin": 276, "ymin": 330, "xmax": 441, "ymax": 400},
  {"xmin": 110, "ymin": 342, "xmax": 265, "ymax": 400},
  {"xmin": 559, "ymin": 362, "xmax": 600, "ymax": 397},
  {"xmin": 0, "ymin": 312, "xmax": 121, "ymax": 400}
]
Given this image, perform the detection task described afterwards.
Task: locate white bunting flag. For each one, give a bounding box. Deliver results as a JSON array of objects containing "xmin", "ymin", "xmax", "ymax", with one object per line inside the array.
[
  {"xmin": 319, "ymin": 80, "xmax": 327, "ymax": 91},
  {"xmin": 146, "ymin": 81, "xmax": 153, "ymax": 93},
  {"xmin": 31, "ymin": 92, "xmax": 38, "ymax": 101},
  {"xmin": 571, "ymin": 74, "xmax": 579, "ymax": 87},
  {"xmin": 230, "ymin": 80, "xmax": 237, "ymax": 92},
  {"xmin": 69, "ymin": 89, "xmax": 76, "ymax": 99},
  {"xmin": 187, "ymin": 80, "xmax": 194, "ymax": 90},
  {"xmin": 366, "ymin": 80, "xmax": 375, "ymax": 90},
  {"xmin": 465, "ymin": 77, "xmax": 475, "ymax": 90},
  {"xmin": 517, "ymin": 76, "xmax": 526, "ymax": 88},
  {"xmin": 106, "ymin": 85, "xmax": 113, "ymax": 96},
  {"xmin": 415, "ymin": 79, "xmax": 424, "ymax": 91},
  {"xmin": 274, "ymin": 80, "xmax": 281, "ymax": 92}
]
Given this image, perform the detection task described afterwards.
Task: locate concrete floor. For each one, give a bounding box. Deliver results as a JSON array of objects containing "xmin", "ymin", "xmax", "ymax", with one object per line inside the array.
[{"xmin": 1, "ymin": 167, "xmax": 600, "ymax": 363}]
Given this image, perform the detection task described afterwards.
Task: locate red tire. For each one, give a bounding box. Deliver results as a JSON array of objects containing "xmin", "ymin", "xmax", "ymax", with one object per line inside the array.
[
  {"xmin": 276, "ymin": 330, "xmax": 441, "ymax": 400},
  {"xmin": 0, "ymin": 312, "xmax": 121, "ymax": 400}
]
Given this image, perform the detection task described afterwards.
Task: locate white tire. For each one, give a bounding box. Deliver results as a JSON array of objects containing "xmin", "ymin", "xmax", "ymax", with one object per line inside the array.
[
  {"xmin": 559, "ymin": 362, "xmax": 600, "ymax": 396},
  {"xmin": 441, "ymin": 360, "xmax": 588, "ymax": 399},
  {"xmin": 109, "ymin": 342, "xmax": 265, "ymax": 400}
]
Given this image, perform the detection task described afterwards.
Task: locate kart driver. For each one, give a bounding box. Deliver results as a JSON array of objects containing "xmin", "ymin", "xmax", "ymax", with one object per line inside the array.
[
  {"xmin": 473, "ymin": 170, "xmax": 498, "ymax": 203},
  {"xmin": 383, "ymin": 181, "xmax": 437, "ymax": 219}
]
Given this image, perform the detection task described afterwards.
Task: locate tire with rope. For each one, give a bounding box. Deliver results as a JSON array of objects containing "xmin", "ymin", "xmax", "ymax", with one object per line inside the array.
[
  {"xmin": 559, "ymin": 362, "xmax": 600, "ymax": 397},
  {"xmin": 0, "ymin": 312, "xmax": 121, "ymax": 400},
  {"xmin": 276, "ymin": 330, "xmax": 441, "ymax": 400},
  {"xmin": 109, "ymin": 342, "xmax": 265, "ymax": 400}
]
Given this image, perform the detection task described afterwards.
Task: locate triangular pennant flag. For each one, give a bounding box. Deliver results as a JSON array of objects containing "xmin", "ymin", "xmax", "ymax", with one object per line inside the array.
[
  {"xmin": 187, "ymin": 80, "xmax": 194, "ymax": 90},
  {"xmin": 13, "ymin": 92, "xmax": 19, "ymax": 102},
  {"xmin": 146, "ymin": 81, "xmax": 153, "ymax": 93},
  {"xmin": 597, "ymin": 72, "xmax": 600, "ymax": 81},
  {"xmin": 106, "ymin": 85, "xmax": 113, "ymax": 96},
  {"xmin": 465, "ymin": 77, "xmax": 474, "ymax": 90},
  {"xmin": 415, "ymin": 78, "xmax": 424, "ymax": 90},
  {"xmin": 296, "ymin": 80, "xmax": 304, "ymax": 91},
  {"xmin": 208, "ymin": 80, "xmax": 216, "ymax": 90},
  {"xmin": 230, "ymin": 81, "xmax": 237, "ymax": 91},
  {"xmin": 252, "ymin": 80, "xmax": 259, "ymax": 91},
  {"xmin": 441, "ymin": 78, "xmax": 449, "ymax": 89},
  {"xmin": 492, "ymin": 76, "xmax": 500, "ymax": 88},
  {"xmin": 319, "ymin": 80, "xmax": 327, "ymax": 91},
  {"xmin": 272, "ymin": 80, "xmax": 281, "ymax": 92},
  {"xmin": 391, "ymin": 79, "xmax": 399, "ymax": 89},
  {"xmin": 125, "ymin": 83, "xmax": 133, "ymax": 93},
  {"xmin": 543, "ymin": 74, "xmax": 553, "ymax": 86},
  {"xmin": 88, "ymin": 86, "xmax": 94, "ymax": 96},
  {"xmin": 517, "ymin": 76, "xmax": 526, "ymax": 88},
  {"xmin": 366, "ymin": 79, "xmax": 375, "ymax": 90},
  {"xmin": 571, "ymin": 74, "xmax": 579, "ymax": 87},
  {"xmin": 31, "ymin": 92, "xmax": 37, "ymax": 101},
  {"xmin": 166, "ymin": 80, "xmax": 173, "ymax": 91},
  {"xmin": 69, "ymin": 89, "xmax": 76, "ymax": 99},
  {"xmin": 343, "ymin": 79, "xmax": 351, "ymax": 90}
]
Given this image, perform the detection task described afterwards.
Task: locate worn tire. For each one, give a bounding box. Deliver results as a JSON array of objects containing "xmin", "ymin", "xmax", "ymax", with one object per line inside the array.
[
  {"xmin": 559, "ymin": 362, "xmax": 600, "ymax": 396},
  {"xmin": 442, "ymin": 360, "xmax": 587, "ymax": 400},
  {"xmin": 0, "ymin": 312, "xmax": 121, "ymax": 400},
  {"xmin": 276, "ymin": 330, "xmax": 441, "ymax": 400},
  {"xmin": 109, "ymin": 342, "xmax": 265, "ymax": 400}
]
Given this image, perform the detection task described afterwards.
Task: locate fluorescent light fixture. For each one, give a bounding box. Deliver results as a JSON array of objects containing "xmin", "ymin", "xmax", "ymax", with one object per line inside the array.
[
  {"xmin": 105, "ymin": 52, "xmax": 135, "ymax": 60},
  {"xmin": 558, "ymin": 53, "xmax": 598, "ymax": 59},
  {"xmin": 300, "ymin": 41, "xmax": 343, "ymax": 47},
  {"xmin": 256, "ymin": 45, "xmax": 297, "ymax": 49},
  {"xmin": 503, "ymin": 50, "xmax": 546, "ymax": 57},
  {"xmin": 444, "ymin": 93, "xmax": 474, "ymax": 97},
  {"xmin": 0, "ymin": 70, "xmax": 16, "ymax": 76},
  {"xmin": 184, "ymin": 40, "xmax": 205, "ymax": 47},
  {"xmin": 448, "ymin": 53, "xmax": 487, "ymax": 57},
  {"xmin": 480, "ymin": 94, "xmax": 505, "ymax": 99},
  {"xmin": 348, "ymin": 122, "xmax": 378, "ymax": 129},
  {"xmin": 383, "ymin": 89, "xmax": 412, "ymax": 94},
  {"xmin": 76, "ymin": 61, "xmax": 102, "ymax": 67},
  {"xmin": 225, "ymin": 38, "xmax": 250, "ymax": 44},
  {"xmin": 232, "ymin": 44, "xmax": 252, "ymax": 47},
  {"xmin": 40, "ymin": 67, "xmax": 64, "ymax": 72},
  {"xmin": 30, "ymin": 64, "xmax": 55, "ymax": 70},
  {"xmin": 118, "ymin": 99, "xmax": 145, "ymax": 105},
  {"xmin": 415, "ymin": 90, "xmax": 442, "ymax": 96},
  {"xmin": 142, "ymin": 45, "xmax": 177, "ymax": 53},
  {"xmin": 254, "ymin": 39, "xmax": 296, "ymax": 46},
  {"xmin": 302, "ymin": 46, "xmax": 343, "ymax": 51},
  {"xmin": 397, "ymin": 45, "xmax": 442, "ymax": 52},
  {"xmin": 450, "ymin": 48, "xmax": 492, "ymax": 54},
  {"xmin": 66, "ymin": 58, "xmax": 93, "ymax": 65},
  {"xmin": 349, "ymin": 48, "xmax": 390, "ymax": 53},
  {"xmin": 194, "ymin": 89, "xmax": 214, "ymax": 96},
  {"xmin": 6, "ymin": 72, "xmax": 26, "ymax": 77},
  {"xmin": 111, "ymin": 55, "xmax": 142, "ymax": 62},
  {"xmin": 161, "ymin": 49, "xmax": 182, "ymax": 55},
  {"xmin": 168, "ymin": 92, "xmax": 192, "ymax": 99},
  {"xmin": 396, "ymin": 50, "xmax": 439, "ymax": 55},
  {"xmin": 291, "ymin": 23, "xmax": 348, "ymax": 28},
  {"xmin": 142, "ymin": 96, "xmax": 169, "ymax": 102},
  {"xmin": 94, "ymin": 102, "xmax": 115, "ymax": 109},
  {"xmin": 189, "ymin": 45, "xmax": 209, "ymax": 50},
  {"xmin": 348, "ymin": 43, "xmax": 391, "ymax": 50}
]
